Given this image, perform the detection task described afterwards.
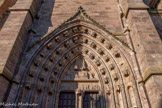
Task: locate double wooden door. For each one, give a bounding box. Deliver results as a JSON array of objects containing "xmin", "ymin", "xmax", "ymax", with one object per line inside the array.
[
  {"xmin": 83, "ymin": 92, "xmax": 101, "ymax": 108},
  {"xmin": 58, "ymin": 92, "xmax": 101, "ymax": 108},
  {"xmin": 58, "ymin": 92, "xmax": 75, "ymax": 108}
]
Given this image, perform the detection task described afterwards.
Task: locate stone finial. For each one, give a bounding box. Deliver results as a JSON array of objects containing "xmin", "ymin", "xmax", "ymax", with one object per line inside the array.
[
  {"xmin": 73, "ymin": 37, "xmax": 79, "ymax": 43},
  {"xmin": 90, "ymin": 42, "xmax": 97, "ymax": 49},
  {"xmin": 89, "ymin": 53, "xmax": 95, "ymax": 59},
  {"xmin": 123, "ymin": 69, "xmax": 130, "ymax": 77},
  {"xmin": 34, "ymin": 60, "xmax": 40, "ymax": 67},
  {"xmin": 48, "ymin": 88, "xmax": 54, "ymax": 95},
  {"xmin": 53, "ymin": 67, "xmax": 58, "ymax": 75},
  {"xmin": 92, "ymin": 33, "xmax": 97, "ymax": 38},
  {"xmin": 25, "ymin": 81, "xmax": 31, "ymax": 89},
  {"xmin": 71, "ymin": 49, "xmax": 77, "ymax": 54},
  {"xmin": 56, "ymin": 48, "xmax": 62, "ymax": 54},
  {"xmin": 44, "ymin": 65, "xmax": 49, "ymax": 71},
  {"xmin": 109, "ymin": 64, "xmax": 115, "ymax": 70},
  {"xmin": 100, "ymin": 68, "xmax": 106, "ymax": 75},
  {"xmin": 58, "ymin": 60, "xmax": 63, "ymax": 66},
  {"xmin": 37, "ymin": 85, "xmax": 42, "ymax": 92},
  {"xmin": 104, "ymin": 77, "xmax": 109, "ymax": 84},
  {"xmin": 98, "ymin": 48, "xmax": 104, "ymax": 55},
  {"xmin": 106, "ymin": 87, "xmax": 111, "ymax": 95},
  {"xmin": 116, "ymin": 85, "xmax": 121, "ymax": 92},
  {"xmin": 50, "ymin": 75, "xmax": 55, "ymax": 83},
  {"xmin": 113, "ymin": 73, "xmax": 119, "ymax": 81},
  {"xmin": 64, "ymin": 54, "xmax": 70, "ymax": 59},
  {"xmin": 72, "ymin": 27, "xmax": 79, "ymax": 33},
  {"xmin": 83, "ymin": 38, "xmax": 88, "ymax": 43},
  {"xmin": 40, "ymin": 52, "xmax": 45, "ymax": 57},
  {"xmin": 64, "ymin": 41, "xmax": 70, "ymax": 48},
  {"xmin": 104, "ymin": 56, "xmax": 110, "ymax": 62},
  {"xmin": 96, "ymin": 60, "xmax": 101, "ymax": 66},
  {"xmin": 99, "ymin": 38, "xmax": 105, "ymax": 43},
  {"xmin": 106, "ymin": 44, "xmax": 113, "ymax": 50},
  {"xmin": 84, "ymin": 49, "xmax": 89, "ymax": 54},
  {"xmin": 84, "ymin": 29, "xmax": 88, "ymax": 34},
  {"xmin": 47, "ymin": 42, "xmax": 52, "ymax": 50},
  {"xmin": 114, "ymin": 51, "xmax": 121, "ymax": 58},
  {"xmin": 63, "ymin": 31, "xmax": 69, "ymax": 37},
  {"xmin": 55, "ymin": 36, "xmax": 60, "ymax": 42},
  {"xmin": 39, "ymin": 73, "xmax": 45, "ymax": 81},
  {"xmin": 49, "ymin": 56, "xmax": 55, "ymax": 62},
  {"xmin": 29, "ymin": 70, "xmax": 34, "ymax": 77}
]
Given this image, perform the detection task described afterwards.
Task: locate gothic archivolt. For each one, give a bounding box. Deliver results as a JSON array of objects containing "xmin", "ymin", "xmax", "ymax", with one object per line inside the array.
[{"xmin": 17, "ymin": 7, "xmax": 142, "ymax": 108}]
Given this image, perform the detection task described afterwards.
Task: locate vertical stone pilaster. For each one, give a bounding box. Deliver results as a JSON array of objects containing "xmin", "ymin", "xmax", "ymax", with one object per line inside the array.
[
  {"xmin": 0, "ymin": 0, "xmax": 40, "ymax": 103},
  {"xmin": 121, "ymin": 0, "xmax": 162, "ymax": 107},
  {"xmin": 75, "ymin": 89, "xmax": 84, "ymax": 108}
]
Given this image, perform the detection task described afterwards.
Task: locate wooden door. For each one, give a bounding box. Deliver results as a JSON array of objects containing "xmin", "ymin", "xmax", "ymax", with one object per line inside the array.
[
  {"xmin": 58, "ymin": 92, "xmax": 75, "ymax": 108},
  {"xmin": 83, "ymin": 92, "xmax": 101, "ymax": 108}
]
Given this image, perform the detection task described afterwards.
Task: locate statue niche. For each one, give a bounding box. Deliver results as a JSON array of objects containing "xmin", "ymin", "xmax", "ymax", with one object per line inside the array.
[{"xmin": 62, "ymin": 57, "xmax": 98, "ymax": 81}]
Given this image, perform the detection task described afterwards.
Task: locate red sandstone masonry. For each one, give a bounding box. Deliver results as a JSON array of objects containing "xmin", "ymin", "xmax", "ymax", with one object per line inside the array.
[
  {"xmin": 127, "ymin": 9, "xmax": 162, "ymax": 108},
  {"xmin": 0, "ymin": 0, "xmax": 39, "ymax": 103},
  {"xmin": 51, "ymin": 0, "xmax": 123, "ymax": 33}
]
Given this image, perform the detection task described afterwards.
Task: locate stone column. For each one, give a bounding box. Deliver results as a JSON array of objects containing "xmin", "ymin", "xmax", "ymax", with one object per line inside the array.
[
  {"xmin": 75, "ymin": 89, "xmax": 84, "ymax": 108},
  {"xmin": 120, "ymin": 0, "xmax": 162, "ymax": 107}
]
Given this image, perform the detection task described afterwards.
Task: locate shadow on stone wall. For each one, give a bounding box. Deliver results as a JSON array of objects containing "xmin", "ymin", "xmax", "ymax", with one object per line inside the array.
[
  {"xmin": 150, "ymin": 15, "xmax": 162, "ymax": 41},
  {"xmin": 0, "ymin": 0, "xmax": 56, "ymax": 107},
  {"xmin": 28, "ymin": 0, "xmax": 56, "ymax": 45}
]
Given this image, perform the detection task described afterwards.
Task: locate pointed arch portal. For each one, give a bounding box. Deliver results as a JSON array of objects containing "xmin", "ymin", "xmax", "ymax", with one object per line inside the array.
[{"xmin": 17, "ymin": 7, "xmax": 142, "ymax": 108}]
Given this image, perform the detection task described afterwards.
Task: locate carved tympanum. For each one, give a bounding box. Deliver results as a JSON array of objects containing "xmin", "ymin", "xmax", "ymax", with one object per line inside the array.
[{"xmin": 62, "ymin": 57, "xmax": 98, "ymax": 81}]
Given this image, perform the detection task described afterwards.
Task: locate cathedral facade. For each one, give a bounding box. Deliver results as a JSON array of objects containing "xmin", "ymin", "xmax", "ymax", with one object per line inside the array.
[{"xmin": 0, "ymin": 0, "xmax": 162, "ymax": 108}]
